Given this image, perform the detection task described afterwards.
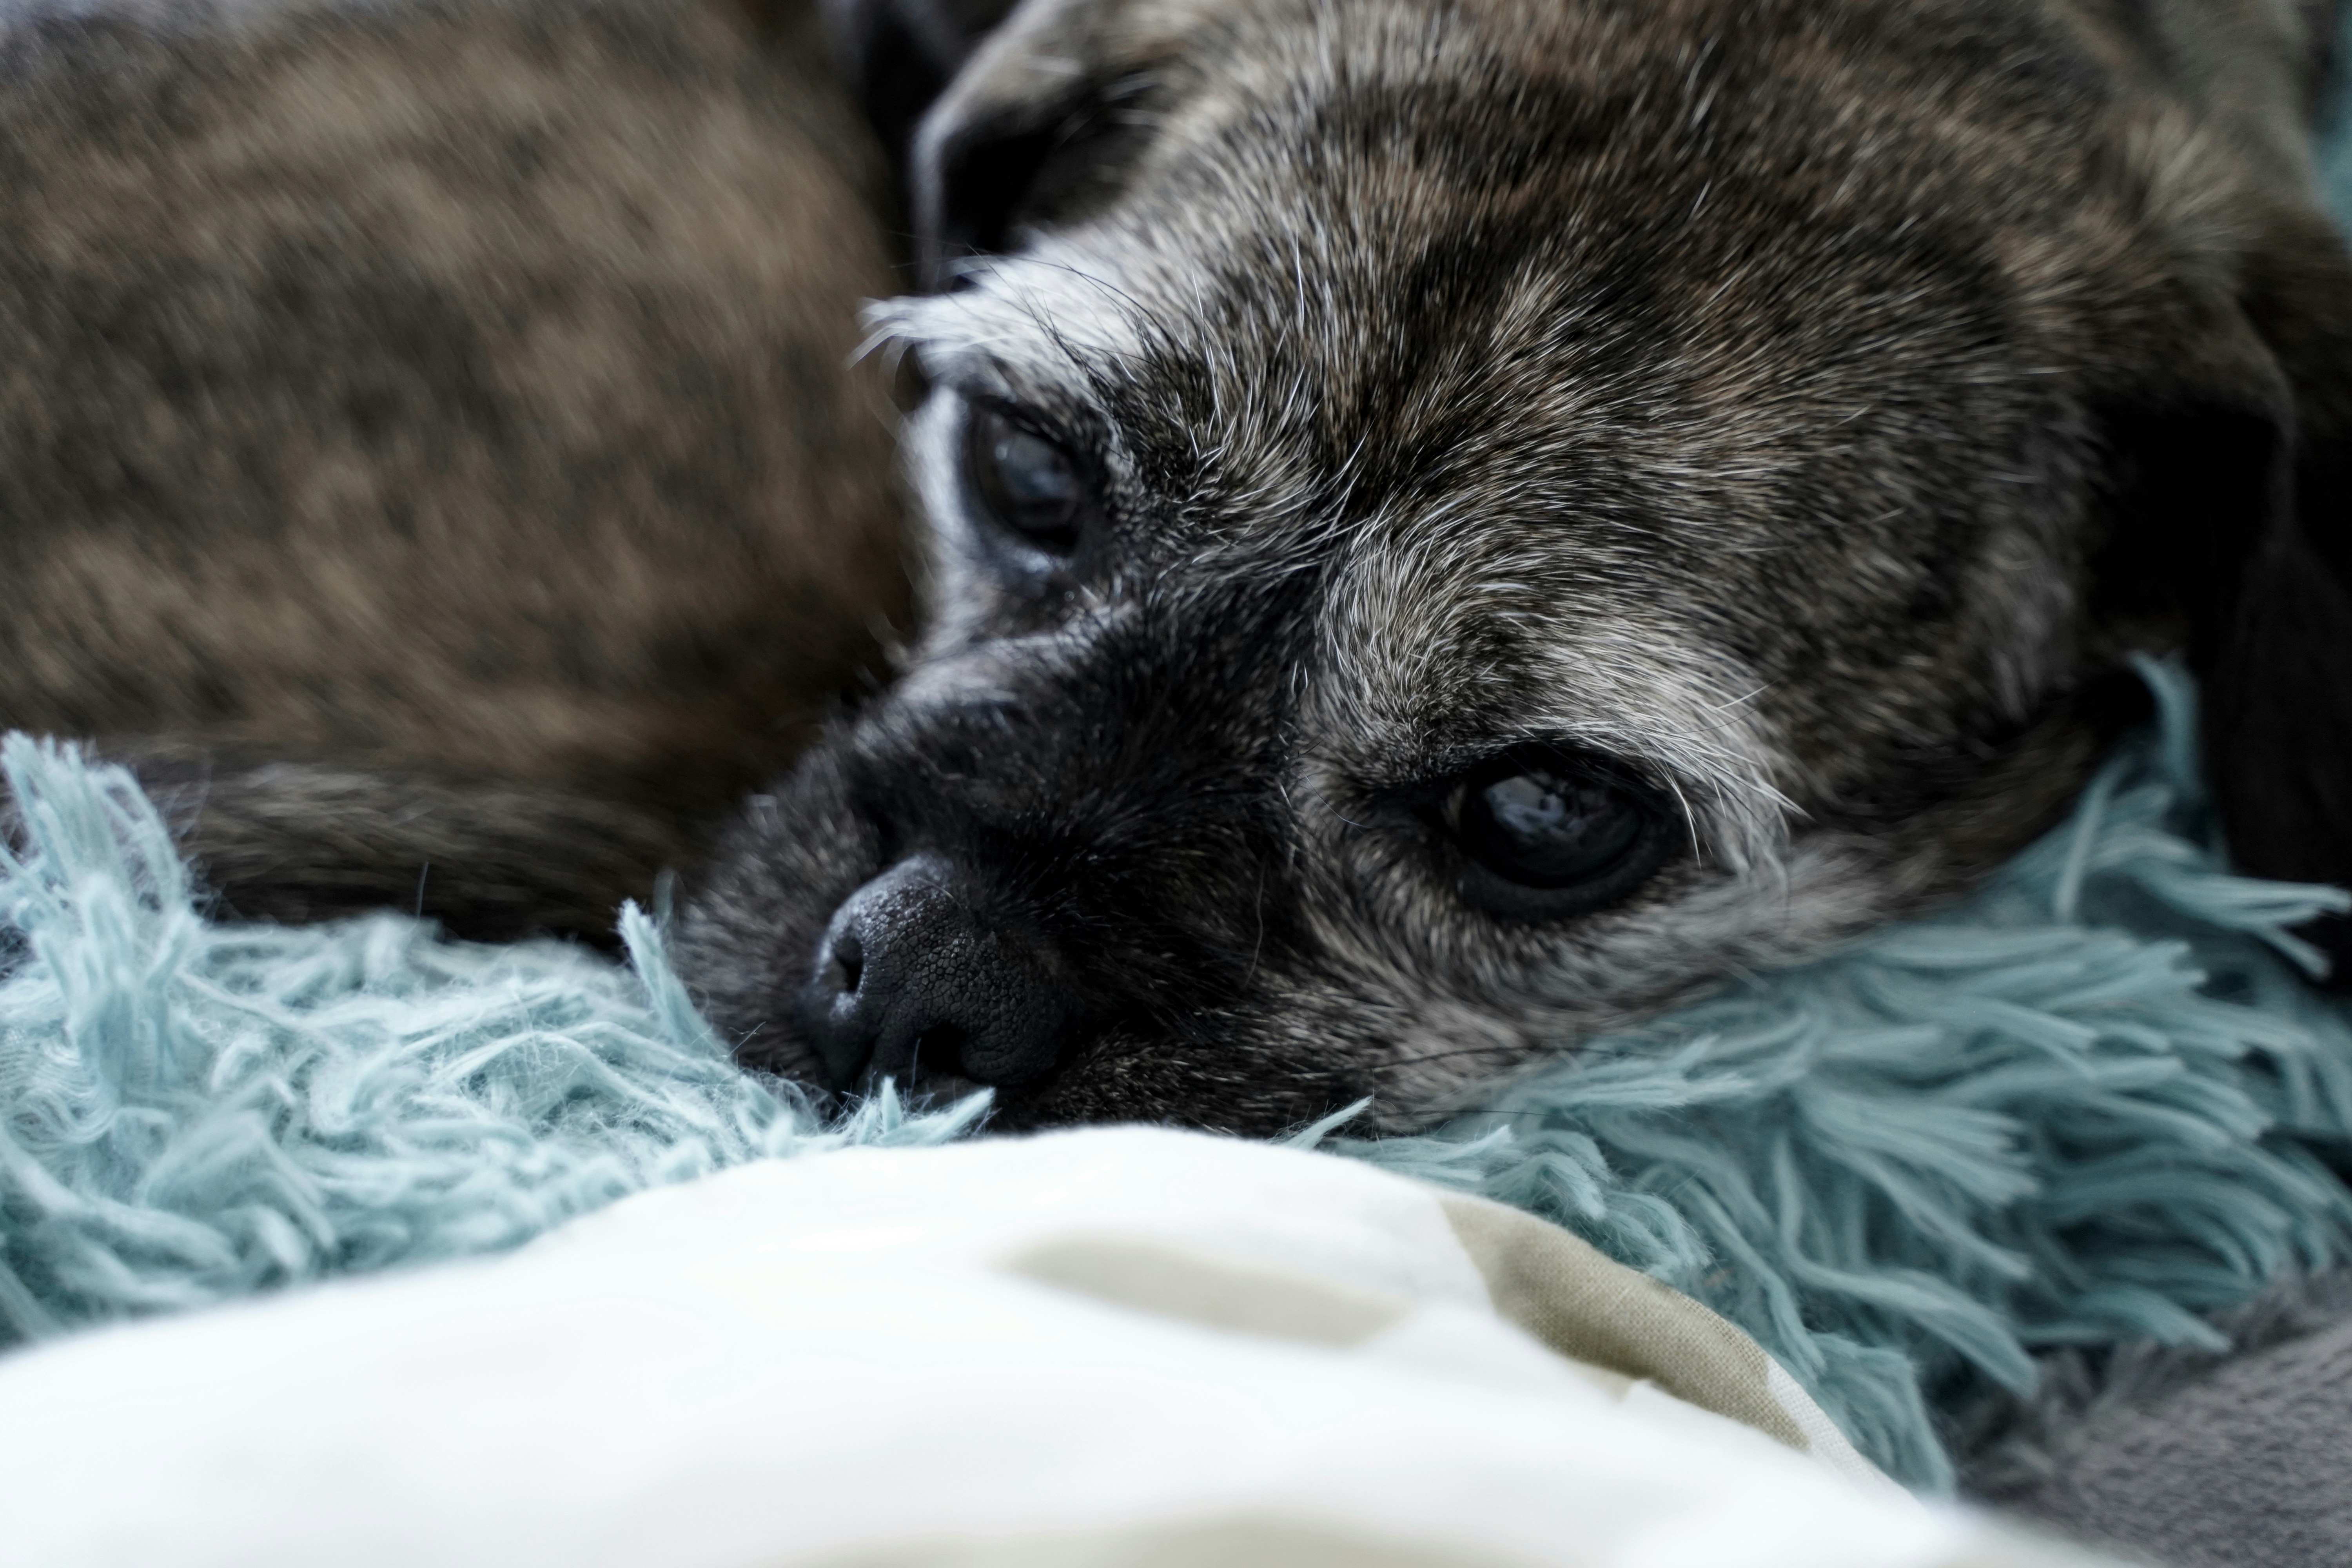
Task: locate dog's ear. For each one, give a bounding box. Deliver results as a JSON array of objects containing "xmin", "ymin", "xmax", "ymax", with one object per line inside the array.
[
  {"xmin": 869, "ymin": 0, "xmax": 1173, "ymax": 286},
  {"xmin": 825, "ymin": 0, "xmax": 1170, "ymax": 285},
  {"xmin": 2095, "ymin": 202, "xmax": 2352, "ymax": 980},
  {"xmin": 2207, "ymin": 209, "xmax": 2352, "ymax": 978},
  {"xmin": 818, "ymin": 0, "xmax": 1023, "ymax": 180}
]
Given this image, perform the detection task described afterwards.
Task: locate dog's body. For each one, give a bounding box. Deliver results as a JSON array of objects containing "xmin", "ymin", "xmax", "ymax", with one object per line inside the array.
[
  {"xmin": 0, "ymin": 0, "xmax": 907, "ymax": 938},
  {"xmin": 677, "ymin": 0, "xmax": 2352, "ymax": 1135}
]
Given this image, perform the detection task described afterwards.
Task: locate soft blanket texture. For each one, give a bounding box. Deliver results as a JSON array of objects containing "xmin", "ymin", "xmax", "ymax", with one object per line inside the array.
[
  {"xmin": 0, "ymin": 1127, "xmax": 2111, "ymax": 1568},
  {"xmin": 0, "ymin": 746, "xmax": 984, "ymax": 1337},
  {"xmin": 5, "ymin": 662, "xmax": 2352, "ymax": 1494},
  {"xmin": 1997, "ymin": 1289, "xmax": 2352, "ymax": 1568},
  {"xmin": 1349, "ymin": 664, "xmax": 2352, "ymax": 1488}
]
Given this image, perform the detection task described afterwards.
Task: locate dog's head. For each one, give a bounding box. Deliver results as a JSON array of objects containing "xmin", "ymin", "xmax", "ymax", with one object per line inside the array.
[{"xmin": 681, "ymin": 0, "xmax": 2352, "ymax": 1134}]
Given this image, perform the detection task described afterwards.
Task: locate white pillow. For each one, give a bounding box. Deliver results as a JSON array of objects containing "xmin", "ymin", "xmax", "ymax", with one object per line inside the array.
[{"xmin": 0, "ymin": 1126, "xmax": 2116, "ymax": 1568}]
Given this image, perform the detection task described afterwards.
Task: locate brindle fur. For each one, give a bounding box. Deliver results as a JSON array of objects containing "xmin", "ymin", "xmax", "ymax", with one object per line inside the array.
[
  {"xmin": 678, "ymin": 0, "xmax": 2352, "ymax": 1132},
  {"xmin": 0, "ymin": 0, "xmax": 907, "ymax": 938}
]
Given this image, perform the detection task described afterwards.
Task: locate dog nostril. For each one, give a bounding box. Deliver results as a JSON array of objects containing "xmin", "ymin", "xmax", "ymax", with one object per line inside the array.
[
  {"xmin": 796, "ymin": 857, "xmax": 1076, "ymax": 1095},
  {"xmin": 827, "ymin": 929, "xmax": 864, "ymax": 998}
]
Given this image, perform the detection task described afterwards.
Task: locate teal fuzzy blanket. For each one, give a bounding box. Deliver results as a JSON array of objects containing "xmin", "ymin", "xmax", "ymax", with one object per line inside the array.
[{"xmin": 5, "ymin": 662, "xmax": 2351, "ymax": 1493}]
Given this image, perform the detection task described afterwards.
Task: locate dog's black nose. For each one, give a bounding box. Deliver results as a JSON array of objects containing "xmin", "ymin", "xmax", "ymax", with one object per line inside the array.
[{"xmin": 797, "ymin": 855, "xmax": 1075, "ymax": 1093}]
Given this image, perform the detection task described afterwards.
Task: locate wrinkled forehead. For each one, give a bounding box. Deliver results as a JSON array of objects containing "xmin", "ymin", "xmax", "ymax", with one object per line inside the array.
[
  {"xmin": 1313, "ymin": 489, "xmax": 1787, "ymax": 828},
  {"xmin": 884, "ymin": 0, "xmax": 2120, "ymax": 765},
  {"xmin": 906, "ymin": 0, "xmax": 2105, "ymax": 459},
  {"xmin": 890, "ymin": 232, "xmax": 1796, "ymax": 810}
]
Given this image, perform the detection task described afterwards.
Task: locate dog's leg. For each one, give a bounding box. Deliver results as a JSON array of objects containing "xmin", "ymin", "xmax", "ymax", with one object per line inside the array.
[{"xmin": 1, "ymin": 742, "xmax": 697, "ymax": 942}]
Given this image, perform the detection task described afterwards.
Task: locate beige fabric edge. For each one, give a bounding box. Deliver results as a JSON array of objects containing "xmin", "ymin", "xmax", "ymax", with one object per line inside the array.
[{"xmin": 1439, "ymin": 1194, "xmax": 1813, "ymax": 1454}]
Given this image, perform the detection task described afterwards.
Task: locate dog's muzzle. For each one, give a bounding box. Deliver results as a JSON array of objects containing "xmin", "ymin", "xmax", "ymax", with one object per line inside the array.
[{"xmin": 795, "ymin": 855, "xmax": 1079, "ymax": 1094}]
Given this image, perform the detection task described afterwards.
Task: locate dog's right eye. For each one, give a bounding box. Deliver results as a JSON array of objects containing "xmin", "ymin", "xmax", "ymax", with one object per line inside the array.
[
  {"xmin": 965, "ymin": 402, "xmax": 1086, "ymax": 555},
  {"xmin": 1434, "ymin": 747, "xmax": 1673, "ymax": 917}
]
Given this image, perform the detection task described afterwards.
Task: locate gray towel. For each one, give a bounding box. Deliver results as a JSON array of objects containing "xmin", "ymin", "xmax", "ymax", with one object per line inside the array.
[{"xmin": 1973, "ymin": 1286, "xmax": 2352, "ymax": 1568}]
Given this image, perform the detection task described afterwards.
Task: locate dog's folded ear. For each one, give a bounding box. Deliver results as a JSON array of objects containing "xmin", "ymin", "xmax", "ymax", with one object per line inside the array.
[
  {"xmin": 2095, "ymin": 201, "xmax": 2352, "ymax": 982},
  {"xmin": 2209, "ymin": 209, "xmax": 2352, "ymax": 980},
  {"xmin": 819, "ymin": 0, "xmax": 1022, "ymax": 182},
  {"xmin": 2210, "ymin": 460, "xmax": 2352, "ymax": 980},
  {"xmin": 828, "ymin": 0, "xmax": 1169, "ymax": 286}
]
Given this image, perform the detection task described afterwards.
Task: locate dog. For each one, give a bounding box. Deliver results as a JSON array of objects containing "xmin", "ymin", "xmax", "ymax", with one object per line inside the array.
[
  {"xmin": 675, "ymin": 0, "xmax": 2352, "ymax": 1138},
  {"xmin": 0, "ymin": 0, "xmax": 909, "ymax": 940}
]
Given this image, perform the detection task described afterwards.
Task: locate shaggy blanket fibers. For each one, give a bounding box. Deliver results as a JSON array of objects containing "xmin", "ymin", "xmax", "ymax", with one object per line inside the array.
[
  {"xmin": 1347, "ymin": 663, "xmax": 2352, "ymax": 1489},
  {"xmin": 3, "ymin": 664, "xmax": 2351, "ymax": 1495},
  {"xmin": 0, "ymin": 754, "xmax": 986, "ymax": 1338}
]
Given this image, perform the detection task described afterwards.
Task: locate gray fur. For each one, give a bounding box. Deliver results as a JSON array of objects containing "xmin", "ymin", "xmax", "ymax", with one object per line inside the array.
[{"xmin": 679, "ymin": 0, "xmax": 2352, "ymax": 1132}]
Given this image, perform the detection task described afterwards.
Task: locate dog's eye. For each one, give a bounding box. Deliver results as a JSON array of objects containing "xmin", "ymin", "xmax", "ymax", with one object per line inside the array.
[
  {"xmin": 1445, "ymin": 751, "xmax": 1651, "ymax": 892},
  {"xmin": 965, "ymin": 403, "xmax": 1085, "ymax": 554}
]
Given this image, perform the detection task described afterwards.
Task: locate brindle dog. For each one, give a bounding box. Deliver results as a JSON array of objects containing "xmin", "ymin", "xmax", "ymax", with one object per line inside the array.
[
  {"xmin": 676, "ymin": 0, "xmax": 2352, "ymax": 1137},
  {"xmin": 0, "ymin": 0, "xmax": 907, "ymax": 939}
]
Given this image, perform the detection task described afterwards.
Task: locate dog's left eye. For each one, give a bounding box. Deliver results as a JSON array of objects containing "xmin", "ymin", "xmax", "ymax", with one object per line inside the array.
[
  {"xmin": 965, "ymin": 402, "xmax": 1086, "ymax": 555},
  {"xmin": 1438, "ymin": 749, "xmax": 1666, "ymax": 911}
]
